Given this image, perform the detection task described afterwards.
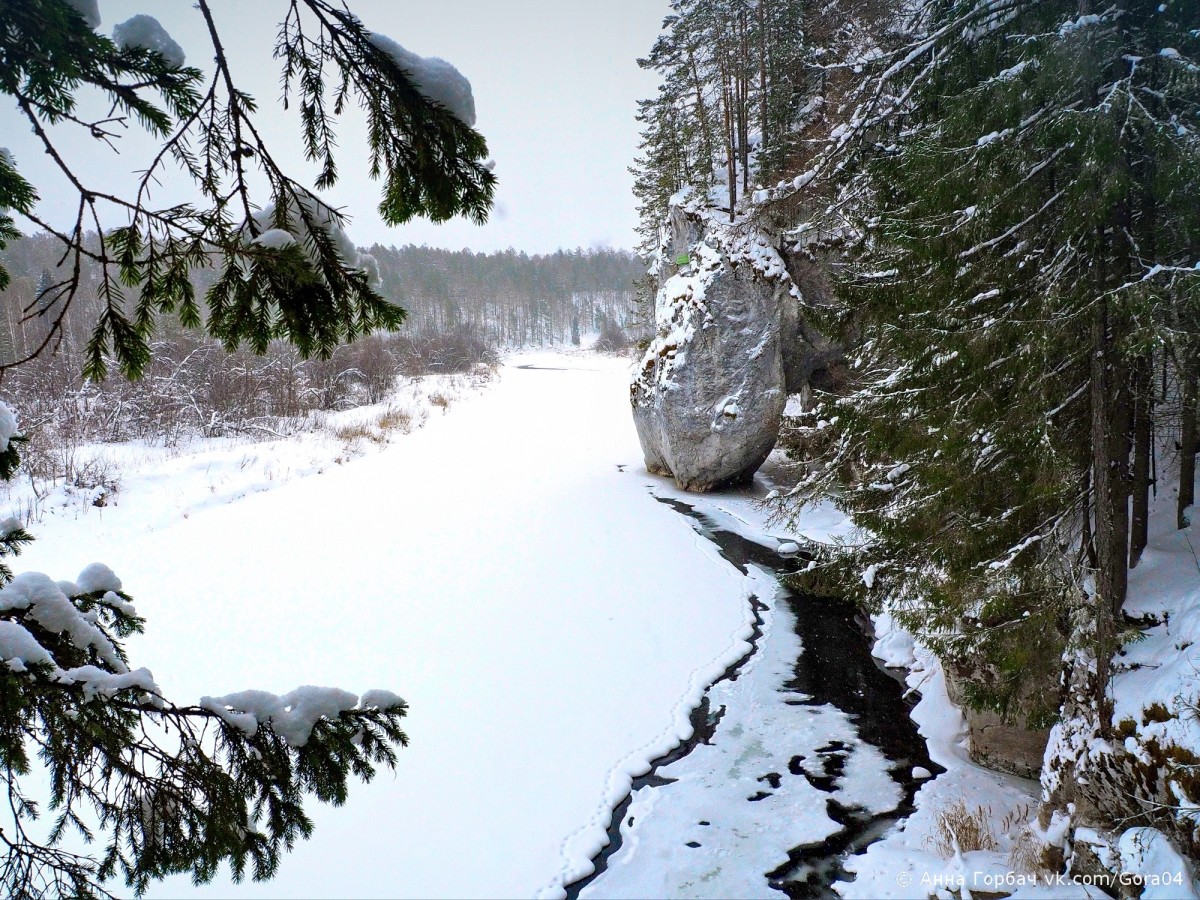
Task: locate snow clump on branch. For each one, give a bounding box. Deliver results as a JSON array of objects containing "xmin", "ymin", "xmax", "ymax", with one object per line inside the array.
[
  {"xmin": 367, "ymin": 33, "xmax": 476, "ymax": 127},
  {"xmin": 247, "ymin": 192, "xmax": 380, "ymax": 288},
  {"xmin": 0, "ymin": 572, "xmax": 128, "ymax": 672},
  {"xmin": 252, "ymin": 229, "xmax": 298, "ymax": 250},
  {"xmin": 201, "ymin": 686, "xmax": 407, "ymax": 748},
  {"xmin": 74, "ymin": 562, "xmax": 123, "ymax": 594},
  {"xmin": 0, "ymin": 558, "xmax": 405, "ymax": 745}
]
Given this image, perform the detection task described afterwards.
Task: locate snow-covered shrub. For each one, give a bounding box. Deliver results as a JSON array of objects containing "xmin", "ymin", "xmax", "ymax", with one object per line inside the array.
[
  {"xmin": 593, "ymin": 314, "xmax": 632, "ymax": 353},
  {"xmin": 389, "ymin": 326, "xmax": 499, "ymax": 377},
  {"xmin": 1, "ymin": 326, "xmax": 496, "ymax": 461}
]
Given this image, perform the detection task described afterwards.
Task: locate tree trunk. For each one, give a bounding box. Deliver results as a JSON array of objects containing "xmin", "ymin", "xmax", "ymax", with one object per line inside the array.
[
  {"xmin": 737, "ymin": 10, "xmax": 750, "ymax": 196},
  {"xmin": 1091, "ymin": 300, "xmax": 1130, "ymax": 618},
  {"xmin": 1081, "ymin": 465, "xmax": 1096, "ymax": 570},
  {"xmin": 758, "ymin": 1, "xmax": 768, "ymax": 158},
  {"xmin": 1179, "ymin": 362, "xmax": 1197, "ymax": 529},
  {"xmin": 721, "ymin": 61, "xmax": 737, "ymax": 221},
  {"xmin": 1090, "ymin": 298, "xmax": 1130, "ymax": 731},
  {"xmin": 687, "ymin": 49, "xmax": 714, "ymax": 170},
  {"xmin": 1130, "ymin": 353, "xmax": 1152, "ymax": 566}
]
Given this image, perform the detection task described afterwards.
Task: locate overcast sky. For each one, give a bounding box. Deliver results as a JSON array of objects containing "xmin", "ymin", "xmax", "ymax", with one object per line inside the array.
[{"xmin": 2, "ymin": 0, "xmax": 669, "ymax": 254}]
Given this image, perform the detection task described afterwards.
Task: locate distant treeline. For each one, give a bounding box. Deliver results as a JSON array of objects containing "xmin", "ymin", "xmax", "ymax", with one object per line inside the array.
[
  {"xmin": 0, "ymin": 234, "xmax": 643, "ymax": 364},
  {"xmin": 365, "ymin": 244, "xmax": 642, "ymax": 346}
]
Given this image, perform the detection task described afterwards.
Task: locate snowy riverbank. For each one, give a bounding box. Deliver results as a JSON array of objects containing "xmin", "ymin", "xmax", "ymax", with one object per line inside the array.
[
  {"xmin": 573, "ymin": 468, "xmax": 1051, "ymax": 900},
  {"xmin": 9, "ymin": 351, "xmax": 758, "ymax": 897},
  {"xmin": 12, "ymin": 349, "xmax": 1166, "ymax": 898}
]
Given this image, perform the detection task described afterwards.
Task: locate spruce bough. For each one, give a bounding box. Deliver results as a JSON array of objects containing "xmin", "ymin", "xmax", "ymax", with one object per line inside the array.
[
  {"xmin": 0, "ymin": 1, "xmax": 495, "ymax": 895},
  {"xmin": 792, "ymin": 0, "xmax": 1200, "ymax": 724}
]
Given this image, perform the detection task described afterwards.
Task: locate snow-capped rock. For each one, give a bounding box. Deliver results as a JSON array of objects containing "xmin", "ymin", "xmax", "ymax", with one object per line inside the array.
[{"xmin": 631, "ymin": 205, "xmax": 787, "ymax": 491}]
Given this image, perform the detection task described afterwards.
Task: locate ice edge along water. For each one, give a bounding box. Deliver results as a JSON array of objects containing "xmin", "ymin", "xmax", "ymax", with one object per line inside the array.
[
  {"xmin": 538, "ymin": 539, "xmax": 761, "ymax": 898},
  {"xmin": 575, "ymin": 494, "xmax": 935, "ymax": 900}
]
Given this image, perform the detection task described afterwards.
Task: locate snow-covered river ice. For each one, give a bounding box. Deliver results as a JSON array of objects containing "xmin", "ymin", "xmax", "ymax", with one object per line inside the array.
[
  {"xmin": 571, "ymin": 498, "xmax": 940, "ymax": 899},
  {"xmin": 16, "ymin": 351, "xmax": 948, "ymax": 898}
]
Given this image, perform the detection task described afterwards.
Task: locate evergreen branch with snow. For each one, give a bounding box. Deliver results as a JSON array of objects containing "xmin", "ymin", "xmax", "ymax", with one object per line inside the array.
[
  {"xmin": 0, "ymin": 2, "xmax": 489, "ymax": 892},
  {"xmin": 768, "ymin": 0, "xmax": 1200, "ymax": 738},
  {"xmin": 0, "ymin": 420, "xmax": 408, "ymax": 897},
  {"xmin": 0, "ymin": 0, "xmax": 496, "ymax": 381}
]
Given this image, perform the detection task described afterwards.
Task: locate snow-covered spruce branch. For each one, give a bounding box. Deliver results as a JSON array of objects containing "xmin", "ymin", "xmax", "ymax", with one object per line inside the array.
[
  {"xmin": 752, "ymin": 0, "xmax": 1050, "ymax": 215},
  {"xmin": 0, "ymin": 0, "xmax": 495, "ymax": 381},
  {"xmin": 0, "ymin": 561, "xmax": 408, "ymax": 898}
]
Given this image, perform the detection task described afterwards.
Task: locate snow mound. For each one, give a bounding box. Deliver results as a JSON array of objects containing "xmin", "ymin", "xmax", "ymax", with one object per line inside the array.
[
  {"xmin": 368, "ymin": 33, "xmax": 476, "ymax": 126},
  {"xmin": 872, "ymin": 621, "xmax": 916, "ymax": 669},
  {"xmin": 1119, "ymin": 828, "xmax": 1198, "ymax": 899}
]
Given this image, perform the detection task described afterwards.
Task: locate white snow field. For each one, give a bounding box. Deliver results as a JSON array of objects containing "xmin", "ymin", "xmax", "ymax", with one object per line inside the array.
[{"xmin": 12, "ymin": 351, "xmax": 761, "ymax": 899}]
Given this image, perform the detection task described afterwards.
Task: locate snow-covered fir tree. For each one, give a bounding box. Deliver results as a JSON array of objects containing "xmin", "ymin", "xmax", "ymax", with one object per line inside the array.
[
  {"xmin": 795, "ymin": 0, "xmax": 1200, "ymax": 720},
  {"xmin": 636, "ymin": 0, "xmax": 1200, "ymax": 862}
]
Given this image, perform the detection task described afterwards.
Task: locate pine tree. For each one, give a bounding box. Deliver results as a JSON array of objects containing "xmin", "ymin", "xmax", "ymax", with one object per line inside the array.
[
  {"xmin": 631, "ymin": 0, "xmax": 809, "ymax": 241},
  {"xmin": 0, "ymin": 1, "xmax": 495, "ymax": 895}
]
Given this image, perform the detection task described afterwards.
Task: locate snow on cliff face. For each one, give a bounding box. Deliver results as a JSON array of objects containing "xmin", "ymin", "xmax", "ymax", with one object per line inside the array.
[{"xmin": 368, "ymin": 33, "xmax": 476, "ymax": 127}]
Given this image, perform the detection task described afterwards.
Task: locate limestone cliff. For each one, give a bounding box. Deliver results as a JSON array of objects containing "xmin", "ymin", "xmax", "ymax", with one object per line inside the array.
[{"xmin": 631, "ymin": 195, "xmax": 839, "ymax": 492}]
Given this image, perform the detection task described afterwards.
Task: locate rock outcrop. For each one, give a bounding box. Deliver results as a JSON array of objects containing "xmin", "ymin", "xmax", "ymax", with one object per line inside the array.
[
  {"xmin": 632, "ymin": 207, "xmax": 788, "ymax": 492},
  {"xmin": 778, "ymin": 245, "xmax": 846, "ymax": 396},
  {"xmin": 632, "ymin": 200, "xmax": 842, "ymax": 492},
  {"xmin": 942, "ymin": 662, "xmax": 1052, "ymax": 780}
]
